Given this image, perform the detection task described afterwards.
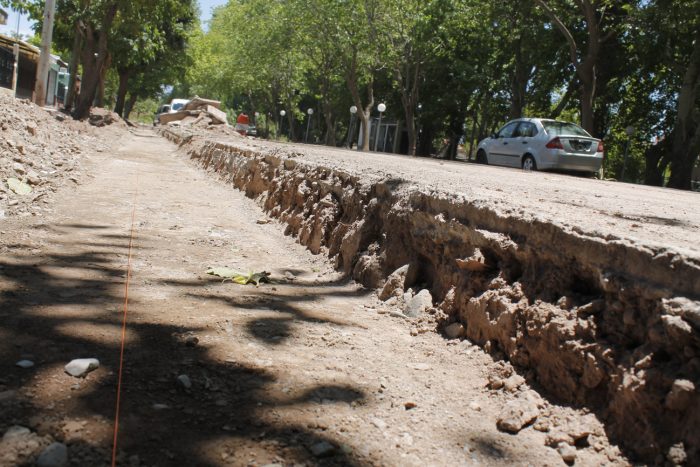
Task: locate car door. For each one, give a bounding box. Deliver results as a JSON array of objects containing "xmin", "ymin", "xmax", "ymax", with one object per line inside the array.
[
  {"xmin": 511, "ymin": 122, "xmax": 538, "ymax": 167},
  {"xmin": 489, "ymin": 121, "xmax": 519, "ymax": 166}
]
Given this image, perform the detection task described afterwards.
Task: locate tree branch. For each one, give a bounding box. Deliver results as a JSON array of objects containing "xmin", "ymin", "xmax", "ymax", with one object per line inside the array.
[{"xmin": 535, "ymin": 0, "xmax": 579, "ymax": 66}]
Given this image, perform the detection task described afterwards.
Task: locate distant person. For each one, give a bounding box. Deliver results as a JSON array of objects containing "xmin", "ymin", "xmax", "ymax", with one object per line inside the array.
[{"xmin": 236, "ymin": 112, "xmax": 250, "ymax": 136}]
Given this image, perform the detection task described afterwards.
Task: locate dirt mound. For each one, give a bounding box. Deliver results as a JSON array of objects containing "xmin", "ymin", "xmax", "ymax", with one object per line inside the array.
[
  {"xmin": 88, "ymin": 107, "xmax": 128, "ymax": 128},
  {"xmin": 0, "ymin": 96, "xmax": 111, "ymax": 219}
]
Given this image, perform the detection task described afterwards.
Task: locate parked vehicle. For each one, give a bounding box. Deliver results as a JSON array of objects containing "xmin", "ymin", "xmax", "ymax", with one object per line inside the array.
[
  {"xmin": 476, "ymin": 118, "xmax": 604, "ymax": 174},
  {"xmin": 153, "ymin": 104, "xmax": 171, "ymax": 125},
  {"xmin": 246, "ymin": 124, "xmax": 257, "ymax": 136},
  {"xmin": 153, "ymin": 99, "xmax": 191, "ymax": 125},
  {"xmin": 169, "ymin": 99, "xmax": 189, "ymax": 112}
]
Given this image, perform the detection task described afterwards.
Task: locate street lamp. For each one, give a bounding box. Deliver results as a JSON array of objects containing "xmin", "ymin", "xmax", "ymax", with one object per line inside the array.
[
  {"xmin": 305, "ymin": 108, "xmax": 314, "ymax": 143},
  {"xmin": 346, "ymin": 105, "xmax": 358, "ymax": 148},
  {"xmin": 621, "ymin": 125, "xmax": 635, "ymax": 182},
  {"xmin": 375, "ymin": 103, "xmax": 386, "ymax": 151},
  {"xmin": 279, "ymin": 110, "xmax": 286, "ymax": 139}
]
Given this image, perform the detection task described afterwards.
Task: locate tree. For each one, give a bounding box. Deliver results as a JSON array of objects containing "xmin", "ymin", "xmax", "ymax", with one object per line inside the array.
[{"xmin": 534, "ymin": 0, "xmax": 622, "ymax": 136}]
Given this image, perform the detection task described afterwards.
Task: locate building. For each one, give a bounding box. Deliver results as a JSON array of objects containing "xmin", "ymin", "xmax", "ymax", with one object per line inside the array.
[{"xmin": 0, "ymin": 33, "xmax": 67, "ymax": 104}]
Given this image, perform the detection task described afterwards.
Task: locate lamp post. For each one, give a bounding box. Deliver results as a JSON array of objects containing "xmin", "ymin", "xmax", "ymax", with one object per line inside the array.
[
  {"xmin": 346, "ymin": 105, "xmax": 358, "ymax": 148},
  {"xmin": 279, "ymin": 110, "xmax": 286, "ymax": 139},
  {"xmin": 621, "ymin": 125, "xmax": 635, "ymax": 182},
  {"xmin": 305, "ymin": 108, "xmax": 314, "ymax": 143},
  {"xmin": 416, "ymin": 103, "xmax": 423, "ymax": 156},
  {"xmin": 374, "ymin": 103, "xmax": 386, "ymax": 151}
]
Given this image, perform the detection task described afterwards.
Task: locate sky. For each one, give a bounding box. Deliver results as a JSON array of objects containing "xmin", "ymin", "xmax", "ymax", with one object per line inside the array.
[
  {"xmin": 0, "ymin": 7, "xmax": 35, "ymax": 39},
  {"xmin": 199, "ymin": 0, "xmax": 228, "ymax": 30},
  {"xmin": 0, "ymin": 1, "xmax": 227, "ymax": 40}
]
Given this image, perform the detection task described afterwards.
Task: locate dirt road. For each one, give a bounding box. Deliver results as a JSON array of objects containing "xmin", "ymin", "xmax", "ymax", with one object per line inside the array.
[{"xmin": 0, "ymin": 131, "xmax": 625, "ymax": 466}]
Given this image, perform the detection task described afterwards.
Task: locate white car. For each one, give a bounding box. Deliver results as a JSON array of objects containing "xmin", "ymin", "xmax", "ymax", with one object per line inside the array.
[{"xmin": 476, "ymin": 118, "xmax": 604, "ymax": 174}]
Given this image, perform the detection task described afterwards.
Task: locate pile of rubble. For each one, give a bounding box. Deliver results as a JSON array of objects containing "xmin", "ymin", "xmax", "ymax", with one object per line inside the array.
[
  {"xmin": 158, "ymin": 97, "xmax": 244, "ymax": 137},
  {"xmin": 0, "ymin": 95, "xmax": 111, "ymax": 220}
]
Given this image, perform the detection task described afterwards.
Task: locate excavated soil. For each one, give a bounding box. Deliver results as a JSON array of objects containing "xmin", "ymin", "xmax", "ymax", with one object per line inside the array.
[{"xmin": 161, "ymin": 128, "xmax": 700, "ymax": 466}]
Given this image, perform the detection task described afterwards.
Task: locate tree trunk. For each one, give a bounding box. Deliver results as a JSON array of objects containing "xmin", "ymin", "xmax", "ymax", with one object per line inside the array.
[
  {"xmin": 509, "ymin": 37, "xmax": 529, "ymax": 119},
  {"xmin": 123, "ymin": 93, "xmax": 138, "ymax": 120},
  {"xmin": 536, "ymin": 0, "xmax": 603, "ymax": 135},
  {"xmin": 667, "ymin": 30, "xmax": 700, "ymax": 190},
  {"xmin": 73, "ymin": 4, "xmax": 118, "ymax": 120},
  {"xmin": 94, "ymin": 52, "xmax": 111, "ymax": 107},
  {"xmin": 345, "ymin": 51, "xmax": 374, "ymax": 151},
  {"xmin": 323, "ymin": 104, "xmax": 336, "ymax": 146},
  {"xmin": 644, "ymin": 141, "xmax": 671, "ymax": 186},
  {"xmin": 64, "ymin": 22, "xmax": 81, "ymax": 111},
  {"xmin": 551, "ymin": 76, "xmax": 576, "ymax": 118},
  {"xmin": 113, "ymin": 68, "xmax": 131, "ymax": 117},
  {"xmin": 579, "ymin": 66, "xmax": 596, "ymax": 134}
]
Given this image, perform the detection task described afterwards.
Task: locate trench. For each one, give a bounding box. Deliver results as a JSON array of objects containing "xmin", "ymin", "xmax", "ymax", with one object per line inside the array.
[{"xmin": 161, "ymin": 128, "xmax": 700, "ymax": 465}]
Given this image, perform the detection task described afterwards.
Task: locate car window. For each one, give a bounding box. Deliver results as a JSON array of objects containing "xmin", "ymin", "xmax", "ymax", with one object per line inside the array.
[
  {"xmin": 497, "ymin": 122, "xmax": 519, "ymax": 138},
  {"xmin": 542, "ymin": 121, "xmax": 591, "ymax": 137},
  {"xmin": 514, "ymin": 122, "xmax": 538, "ymax": 138},
  {"xmin": 172, "ymin": 103, "xmax": 184, "ymax": 111}
]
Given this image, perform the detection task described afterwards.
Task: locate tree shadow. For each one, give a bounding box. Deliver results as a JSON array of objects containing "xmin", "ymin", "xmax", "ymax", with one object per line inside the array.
[{"xmin": 0, "ymin": 223, "xmax": 372, "ymax": 466}]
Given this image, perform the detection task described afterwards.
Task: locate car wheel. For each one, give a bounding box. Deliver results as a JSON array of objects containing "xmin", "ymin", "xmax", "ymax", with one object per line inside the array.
[
  {"xmin": 476, "ymin": 149, "xmax": 488, "ymax": 164},
  {"xmin": 522, "ymin": 155, "xmax": 537, "ymax": 171}
]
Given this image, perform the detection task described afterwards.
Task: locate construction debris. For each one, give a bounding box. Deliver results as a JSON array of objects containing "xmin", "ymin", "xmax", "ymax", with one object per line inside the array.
[{"xmin": 159, "ymin": 96, "xmax": 230, "ymax": 127}]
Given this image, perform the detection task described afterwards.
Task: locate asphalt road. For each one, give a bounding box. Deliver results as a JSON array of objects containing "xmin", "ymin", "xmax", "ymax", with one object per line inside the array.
[{"xmin": 218, "ymin": 138, "xmax": 700, "ymax": 259}]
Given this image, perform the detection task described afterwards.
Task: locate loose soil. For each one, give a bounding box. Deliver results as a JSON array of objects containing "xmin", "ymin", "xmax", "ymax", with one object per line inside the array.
[{"xmin": 0, "ymin": 131, "xmax": 627, "ymax": 466}]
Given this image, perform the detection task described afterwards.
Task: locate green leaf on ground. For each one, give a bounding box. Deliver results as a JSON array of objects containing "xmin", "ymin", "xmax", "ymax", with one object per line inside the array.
[
  {"xmin": 7, "ymin": 178, "xmax": 32, "ymax": 195},
  {"xmin": 206, "ymin": 268, "xmax": 271, "ymax": 285}
]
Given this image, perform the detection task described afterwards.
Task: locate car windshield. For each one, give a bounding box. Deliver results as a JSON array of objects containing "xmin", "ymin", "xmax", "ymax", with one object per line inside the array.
[
  {"xmin": 172, "ymin": 103, "xmax": 184, "ymax": 111},
  {"xmin": 542, "ymin": 121, "xmax": 591, "ymax": 137}
]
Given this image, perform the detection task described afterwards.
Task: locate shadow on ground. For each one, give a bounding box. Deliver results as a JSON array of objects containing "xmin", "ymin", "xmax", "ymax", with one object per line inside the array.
[{"xmin": 0, "ymin": 223, "xmax": 370, "ymax": 466}]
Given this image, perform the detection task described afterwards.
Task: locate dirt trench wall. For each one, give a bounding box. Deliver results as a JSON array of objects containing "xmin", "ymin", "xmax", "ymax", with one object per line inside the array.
[{"xmin": 162, "ymin": 130, "xmax": 700, "ymax": 464}]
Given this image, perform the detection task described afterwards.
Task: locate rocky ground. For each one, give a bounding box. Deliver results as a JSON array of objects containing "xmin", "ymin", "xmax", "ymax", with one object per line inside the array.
[
  {"xmin": 0, "ymin": 125, "xmax": 632, "ymax": 466},
  {"xmin": 0, "ymin": 95, "xmax": 122, "ymax": 221}
]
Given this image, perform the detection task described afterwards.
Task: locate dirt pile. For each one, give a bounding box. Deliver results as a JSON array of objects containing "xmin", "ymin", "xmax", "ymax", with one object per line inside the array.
[
  {"xmin": 162, "ymin": 129, "xmax": 700, "ymax": 465},
  {"xmin": 0, "ymin": 95, "xmax": 110, "ymax": 219}
]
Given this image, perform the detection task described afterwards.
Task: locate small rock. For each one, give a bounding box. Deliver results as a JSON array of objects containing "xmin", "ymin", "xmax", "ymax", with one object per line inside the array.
[
  {"xmin": 503, "ymin": 374, "xmax": 526, "ymax": 392},
  {"xmin": 12, "ymin": 163, "xmax": 26, "ymax": 175},
  {"xmin": 37, "ymin": 442, "xmax": 68, "ymax": 467},
  {"xmin": 488, "ymin": 375, "xmax": 504, "ymax": 390},
  {"xmin": 404, "ymin": 289, "xmax": 433, "ymax": 317},
  {"xmin": 496, "ymin": 397, "xmax": 540, "ymax": 433},
  {"xmin": 665, "ymin": 379, "xmax": 695, "ymax": 411},
  {"xmin": 667, "ymin": 442, "xmax": 687, "ymax": 465},
  {"xmin": 371, "ymin": 418, "xmax": 387, "ymax": 430},
  {"xmin": 256, "ymin": 218, "xmax": 271, "ymax": 224},
  {"xmin": 64, "ymin": 358, "xmax": 99, "ymax": 378},
  {"xmin": 533, "ymin": 419, "xmax": 550, "ymax": 432},
  {"xmin": 177, "ymin": 374, "xmax": 192, "ymax": 389},
  {"xmin": 152, "ymin": 403, "xmax": 170, "ymax": 410},
  {"xmin": 404, "ymin": 401, "xmax": 417, "ymax": 410},
  {"xmin": 455, "ymin": 249, "xmax": 489, "ymax": 272},
  {"xmin": 557, "ymin": 442, "xmax": 577, "ymax": 463},
  {"xmin": 411, "ymin": 362, "xmax": 431, "ymax": 371},
  {"xmin": 15, "ymin": 359, "xmax": 35, "ymax": 369},
  {"xmin": 26, "ymin": 170, "xmax": 41, "ymax": 185},
  {"xmin": 3, "ymin": 425, "xmax": 30, "ymax": 440},
  {"xmin": 310, "ymin": 441, "xmax": 336, "ymax": 457},
  {"xmin": 184, "ymin": 336, "xmax": 199, "ymax": 347},
  {"xmin": 468, "ymin": 401, "xmax": 481, "ymax": 411},
  {"xmin": 379, "ymin": 265, "xmax": 409, "ymax": 301},
  {"xmin": 444, "ymin": 322, "xmax": 465, "ymax": 339}
]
